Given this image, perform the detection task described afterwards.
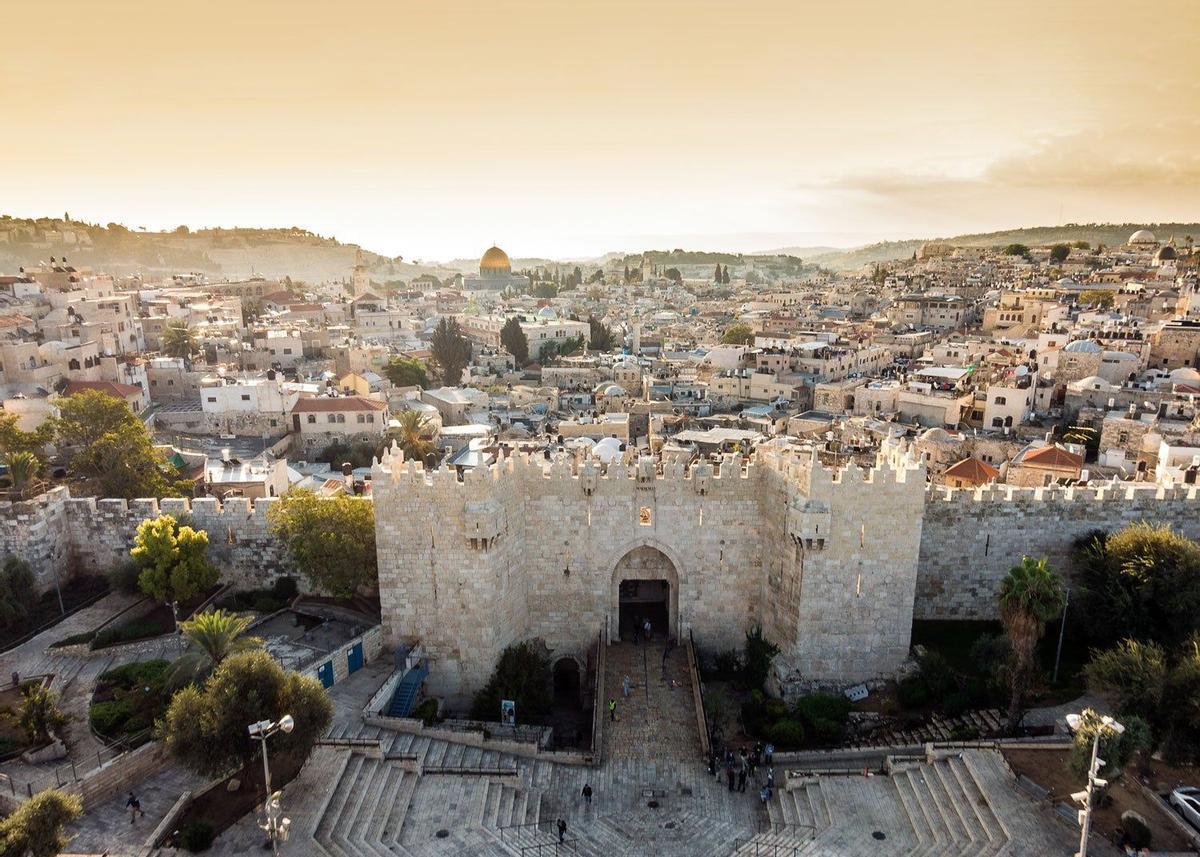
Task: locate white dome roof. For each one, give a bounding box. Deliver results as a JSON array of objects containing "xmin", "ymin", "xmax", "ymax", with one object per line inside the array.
[
  {"xmin": 1076, "ymin": 375, "xmax": 1110, "ymax": 389},
  {"xmin": 1063, "ymin": 339, "xmax": 1102, "ymax": 353},
  {"xmin": 536, "ymin": 306, "xmax": 557, "ymax": 319},
  {"xmin": 1129, "ymin": 229, "xmax": 1157, "ymax": 245},
  {"xmin": 601, "ymin": 384, "xmax": 626, "ymax": 397},
  {"xmin": 614, "ymin": 360, "xmax": 638, "ymax": 370},
  {"xmin": 1169, "ymin": 367, "xmax": 1200, "ymax": 383},
  {"xmin": 593, "ymin": 436, "xmax": 624, "ymax": 463},
  {"xmin": 919, "ymin": 427, "xmax": 951, "ymax": 444}
]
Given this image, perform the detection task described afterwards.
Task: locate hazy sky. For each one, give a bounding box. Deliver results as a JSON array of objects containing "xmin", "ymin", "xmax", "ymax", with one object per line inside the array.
[{"xmin": 3, "ymin": 0, "xmax": 1197, "ymax": 260}]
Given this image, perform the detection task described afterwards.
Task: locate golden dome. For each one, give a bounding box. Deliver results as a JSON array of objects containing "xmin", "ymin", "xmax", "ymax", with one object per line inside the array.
[{"xmin": 480, "ymin": 245, "xmax": 512, "ymax": 276}]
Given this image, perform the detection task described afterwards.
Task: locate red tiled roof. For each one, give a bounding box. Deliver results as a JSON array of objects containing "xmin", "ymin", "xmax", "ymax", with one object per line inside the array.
[
  {"xmin": 63, "ymin": 380, "xmax": 143, "ymax": 399},
  {"xmin": 943, "ymin": 456, "xmax": 1000, "ymax": 485},
  {"xmin": 291, "ymin": 396, "xmax": 387, "ymax": 413},
  {"xmin": 1021, "ymin": 445, "xmax": 1083, "ymax": 469}
]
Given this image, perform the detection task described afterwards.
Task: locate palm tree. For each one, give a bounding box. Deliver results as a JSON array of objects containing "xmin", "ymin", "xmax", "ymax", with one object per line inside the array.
[
  {"xmin": 169, "ymin": 609, "xmax": 262, "ymax": 687},
  {"xmin": 998, "ymin": 556, "xmax": 1066, "ymax": 734},
  {"xmin": 160, "ymin": 321, "xmax": 198, "ymax": 363},
  {"xmin": 5, "ymin": 450, "xmax": 41, "ymax": 497},
  {"xmin": 393, "ymin": 410, "xmax": 436, "ymax": 462}
]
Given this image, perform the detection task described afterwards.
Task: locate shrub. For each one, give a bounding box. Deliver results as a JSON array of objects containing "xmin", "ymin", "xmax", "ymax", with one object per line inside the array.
[
  {"xmin": 411, "ymin": 698, "xmax": 439, "ymax": 726},
  {"xmin": 469, "ymin": 641, "xmax": 553, "ymax": 723},
  {"xmin": 107, "ymin": 560, "xmax": 142, "ymax": 595},
  {"xmin": 179, "ymin": 819, "xmax": 215, "ymax": 852},
  {"xmin": 1121, "ymin": 811, "xmax": 1152, "ymax": 849},
  {"xmin": 712, "ymin": 649, "xmax": 742, "ymax": 680},
  {"xmin": 766, "ymin": 719, "xmax": 806, "ymax": 750},
  {"xmin": 897, "ymin": 676, "xmax": 929, "ymax": 709},
  {"xmin": 916, "ymin": 651, "xmax": 958, "ymax": 698},
  {"xmin": 793, "ymin": 694, "xmax": 852, "ymax": 746},
  {"xmin": 942, "ymin": 691, "xmax": 971, "ymax": 718},
  {"xmin": 100, "ymin": 659, "xmax": 170, "ymax": 687},
  {"xmin": 89, "ymin": 699, "xmax": 134, "ymax": 736},
  {"xmin": 742, "ymin": 626, "xmax": 780, "ymax": 692},
  {"xmin": 92, "ymin": 618, "xmax": 171, "ymax": 649}
]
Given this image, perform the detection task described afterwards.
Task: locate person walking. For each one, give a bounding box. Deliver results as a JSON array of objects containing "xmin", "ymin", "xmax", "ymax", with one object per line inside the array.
[
  {"xmin": 643, "ymin": 618, "xmax": 652, "ymax": 641},
  {"xmin": 622, "ymin": 674, "xmax": 631, "ymax": 697},
  {"xmin": 608, "ymin": 697, "xmax": 617, "ymax": 722},
  {"xmin": 767, "ymin": 767, "xmax": 775, "ymax": 791},
  {"xmin": 581, "ymin": 784, "xmax": 593, "ymax": 806},
  {"xmin": 126, "ymin": 792, "xmax": 143, "ymax": 824},
  {"xmin": 760, "ymin": 785, "xmax": 771, "ymax": 805},
  {"xmin": 557, "ymin": 818, "xmax": 567, "ymax": 843},
  {"xmin": 725, "ymin": 763, "xmax": 735, "ymax": 792},
  {"xmin": 764, "ymin": 742, "xmax": 774, "ymax": 766},
  {"xmin": 737, "ymin": 766, "xmax": 747, "ymax": 793}
]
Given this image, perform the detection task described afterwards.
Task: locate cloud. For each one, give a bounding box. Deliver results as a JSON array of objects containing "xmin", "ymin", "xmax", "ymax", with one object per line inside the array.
[{"xmin": 808, "ymin": 121, "xmax": 1200, "ymax": 198}]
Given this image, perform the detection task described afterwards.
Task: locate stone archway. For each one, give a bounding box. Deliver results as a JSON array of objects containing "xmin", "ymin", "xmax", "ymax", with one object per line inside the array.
[{"xmin": 610, "ymin": 543, "xmax": 680, "ymax": 642}]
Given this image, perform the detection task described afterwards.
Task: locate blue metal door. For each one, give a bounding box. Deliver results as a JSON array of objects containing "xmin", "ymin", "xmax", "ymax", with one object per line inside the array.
[
  {"xmin": 317, "ymin": 660, "xmax": 334, "ymax": 689},
  {"xmin": 347, "ymin": 642, "xmax": 364, "ymax": 675}
]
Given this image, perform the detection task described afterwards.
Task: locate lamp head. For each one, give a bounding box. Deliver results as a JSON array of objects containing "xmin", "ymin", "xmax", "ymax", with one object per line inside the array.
[
  {"xmin": 1065, "ymin": 713, "xmax": 1082, "ymax": 731},
  {"xmin": 278, "ymin": 714, "xmax": 295, "ymax": 734}
]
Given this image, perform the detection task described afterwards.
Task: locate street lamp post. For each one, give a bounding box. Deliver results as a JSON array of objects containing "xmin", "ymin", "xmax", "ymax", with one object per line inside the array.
[
  {"xmin": 1066, "ymin": 712, "xmax": 1124, "ymax": 857},
  {"xmin": 248, "ymin": 715, "xmax": 295, "ymax": 856}
]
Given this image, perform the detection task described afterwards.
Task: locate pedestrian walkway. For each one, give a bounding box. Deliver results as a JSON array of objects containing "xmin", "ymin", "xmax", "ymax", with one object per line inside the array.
[{"xmin": 603, "ymin": 639, "xmax": 702, "ymax": 762}]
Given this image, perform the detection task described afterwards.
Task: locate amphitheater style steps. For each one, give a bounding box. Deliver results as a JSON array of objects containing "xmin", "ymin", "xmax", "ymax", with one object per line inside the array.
[
  {"xmin": 310, "ymin": 754, "xmax": 422, "ymax": 857},
  {"xmin": 480, "ymin": 776, "xmax": 552, "ymax": 855}
]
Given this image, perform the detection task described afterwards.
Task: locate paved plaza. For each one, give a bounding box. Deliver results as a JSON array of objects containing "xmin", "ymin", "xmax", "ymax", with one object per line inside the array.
[{"xmin": 0, "ymin": 619, "xmax": 1113, "ymax": 857}]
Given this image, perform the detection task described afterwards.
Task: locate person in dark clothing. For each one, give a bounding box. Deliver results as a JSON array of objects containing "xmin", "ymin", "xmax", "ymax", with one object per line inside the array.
[
  {"xmin": 581, "ymin": 784, "xmax": 592, "ymax": 805},
  {"xmin": 726, "ymin": 766, "xmax": 735, "ymax": 791},
  {"xmin": 737, "ymin": 768, "xmax": 747, "ymax": 793},
  {"xmin": 557, "ymin": 818, "xmax": 567, "ymax": 843}
]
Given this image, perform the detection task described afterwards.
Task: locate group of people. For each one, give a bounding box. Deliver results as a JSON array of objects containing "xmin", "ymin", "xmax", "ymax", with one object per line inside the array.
[{"xmin": 709, "ymin": 742, "xmax": 776, "ymax": 804}]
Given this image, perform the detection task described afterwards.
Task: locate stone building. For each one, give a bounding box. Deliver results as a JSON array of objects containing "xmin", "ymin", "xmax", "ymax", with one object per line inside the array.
[{"xmin": 370, "ymin": 443, "xmax": 927, "ymax": 704}]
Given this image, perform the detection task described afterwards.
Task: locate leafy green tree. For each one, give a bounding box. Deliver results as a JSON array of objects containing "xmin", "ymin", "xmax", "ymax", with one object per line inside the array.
[
  {"xmin": 1074, "ymin": 523, "xmax": 1200, "ymax": 648},
  {"xmin": 1001, "ymin": 243, "xmax": 1029, "ymax": 256},
  {"xmin": 721, "ymin": 323, "xmax": 755, "ymax": 345},
  {"xmin": 533, "ymin": 282, "xmax": 558, "ymax": 300},
  {"xmin": 384, "ymin": 356, "xmax": 429, "ymax": 389},
  {"xmin": 742, "ymin": 625, "xmax": 780, "ymax": 692},
  {"xmin": 1049, "ymin": 244, "xmax": 1071, "ymax": 264},
  {"xmin": 470, "ymin": 641, "xmax": 552, "ymax": 723},
  {"xmin": 587, "ymin": 316, "xmax": 615, "ymax": 351},
  {"xmin": 268, "ymin": 489, "xmax": 376, "ymax": 597},
  {"xmin": 500, "ymin": 316, "xmax": 529, "ymax": 365},
  {"xmin": 55, "ymin": 391, "xmax": 185, "ymax": 499},
  {"xmin": 1067, "ymin": 707, "xmax": 1150, "ymax": 779},
  {"xmin": 430, "ymin": 317, "xmax": 471, "ymax": 386},
  {"xmin": 170, "ymin": 609, "xmax": 263, "ymax": 687},
  {"xmin": 0, "ymin": 556, "xmax": 37, "ymax": 629},
  {"xmin": 130, "ymin": 514, "xmax": 219, "ymax": 605},
  {"xmin": 162, "ymin": 650, "xmax": 333, "ymax": 777},
  {"xmin": 0, "ymin": 413, "xmax": 54, "ymax": 463},
  {"xmin": 5, "ymin": 683, "xmax": 70, "ymax": 745},
  {"xmin": 1078, "ymin": 289, "xmax": 1114, "ymax": 308},
  {"xmin": 1086, "ymin": 636, "xmax": 1200, "ymax": 763},
  {"xmin": 160, "ymin": 320, "xmax": 198, "ymax": 361},
  {"xmin": 722, "ymin": 265, "xmax": 730, "ymax": 284},
  {"xmin": 714, "ymin": 263, "xmax": 723, "ymax": 283},
  {"xmin": 0, "ymin": 790, "xmax": 83, "ymax": 857},
  {"xmin": 998, "ymin": 556, "xmax": 1066, "ymax": 733},
  {"xmin": 664, "ymin": 267, "xmax": 682, "ymax": 284}
]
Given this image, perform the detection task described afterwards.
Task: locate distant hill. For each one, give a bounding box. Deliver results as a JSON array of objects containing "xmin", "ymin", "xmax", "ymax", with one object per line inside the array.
[
  {"xmin": 776, "ymin": 223, "xmax": 1200, "ymax": 271},
  {"xmin": 0, "ymin": 216, "xmax": 457, "ymax": 283}
]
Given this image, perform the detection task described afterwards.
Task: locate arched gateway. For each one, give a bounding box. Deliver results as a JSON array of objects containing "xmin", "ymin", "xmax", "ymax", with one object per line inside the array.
[{"xmin": 609, "ymin": 543, "xmax": 680, "ymax": 642}]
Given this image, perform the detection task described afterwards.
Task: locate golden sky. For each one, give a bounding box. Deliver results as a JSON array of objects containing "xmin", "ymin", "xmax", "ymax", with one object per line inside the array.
[{"xmin": 2, "ymin": 0, "xmax": 1198, "ymax": 260}]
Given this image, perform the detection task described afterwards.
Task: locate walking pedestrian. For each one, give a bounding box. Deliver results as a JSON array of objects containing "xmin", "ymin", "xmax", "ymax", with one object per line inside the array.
[
  {"xmin": 764, "ymin": 742, "xmax": 774, "ymax": 766},
  {"xmin": 632, "ymin": 618, "xmax": 640, "ymax": 644},
  {"xmin": 622, "ymin": 674, "xmax": 631, "ymax": 697},
  {"xmin": 557, "ymin": 818, "xmax": 567, "ymax": 843},
  {"xmin": 10, "ymin": 671, "xmax": 17, "ymax": 689},
  {"xmin": 725, "ymin": 765, "xmax": 735, "ymax": 792},
  {"xmin": 643, "ymin": 618, "xmax": 652, "ymax": 641},
  {"xmin": 608, "ymin": 698, "xmax": 617, "ymax": 722},
  {"xmin": 737, "ymin": 767, "xmax": 747, "ymax": 793},
  {"xmin": 767, "ymin": 767, "xmax": 775, "ymax": 790},
  {"xmin": 760, "ymin": 785, "xmax": 770, "ymax": 805},
  {"xmin": 581, "ymin": 784, "xmax": 593, "ymax": 806},
  {"xmin": 126, "ymin": 792, "xmax": 143, "ymax": 824}
]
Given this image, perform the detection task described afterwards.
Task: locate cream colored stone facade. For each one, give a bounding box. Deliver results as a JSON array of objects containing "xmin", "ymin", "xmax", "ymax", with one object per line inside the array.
[{"xmin": 371, "ymin": 445, "xmax": 927, "ymax": 703}]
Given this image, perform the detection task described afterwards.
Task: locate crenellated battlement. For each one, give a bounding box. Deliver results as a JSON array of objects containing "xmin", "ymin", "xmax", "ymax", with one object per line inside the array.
[{"xmin": 926, "ymin": 481, "xmax": 1200, "ymax": 505}]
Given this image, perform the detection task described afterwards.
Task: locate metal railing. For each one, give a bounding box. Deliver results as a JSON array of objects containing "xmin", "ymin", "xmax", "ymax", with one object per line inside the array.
[
  {"xmin": 1, "ymin": 727, "xmax": 152, "ymax": 799},
  {"xmin": 730, "ymin": 840, "xmax": 807, "ymax": 857}
]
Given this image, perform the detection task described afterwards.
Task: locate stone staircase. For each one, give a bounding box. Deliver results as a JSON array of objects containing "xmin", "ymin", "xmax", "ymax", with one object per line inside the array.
[
  {"xmin": 311, "ymin": 754, "xmax": 421, "ymax": 857},
  {"xmin": 731, "ymin": 778, "xmax": 832, "ymax": 856}
]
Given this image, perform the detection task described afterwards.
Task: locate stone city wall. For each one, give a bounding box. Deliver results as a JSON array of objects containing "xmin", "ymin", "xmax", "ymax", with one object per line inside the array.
[
  {"xmin": 916, "ymin": 482, "xmax": 1200, "ymax": 620},
  {"xmin": 0, "ymin": 488, "xmax": 289, "ymax": 593}
]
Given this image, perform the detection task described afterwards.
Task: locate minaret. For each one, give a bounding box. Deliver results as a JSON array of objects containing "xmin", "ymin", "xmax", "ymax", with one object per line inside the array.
[{"xmin": 352, "ymin": 248, "xmax": 370, "ymax": 298}]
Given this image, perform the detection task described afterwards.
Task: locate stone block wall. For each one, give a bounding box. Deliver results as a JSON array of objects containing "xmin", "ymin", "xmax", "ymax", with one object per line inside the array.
[
  {"xmin": 0, "ymin": 488, "xmax": 290, "ymax": 594},
  {"xmin": 916, "ymin": 482, "xmax": 1200, "ymax": 620}
]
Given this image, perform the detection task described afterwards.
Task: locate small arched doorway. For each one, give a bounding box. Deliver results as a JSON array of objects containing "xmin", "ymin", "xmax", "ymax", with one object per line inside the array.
[{"xmin": 610, "ymin": 544, "xmax": 680, "ymax": 642}]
